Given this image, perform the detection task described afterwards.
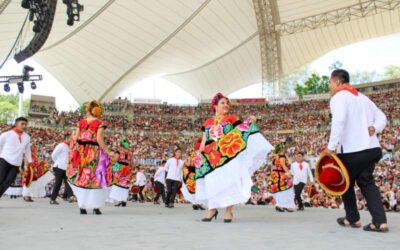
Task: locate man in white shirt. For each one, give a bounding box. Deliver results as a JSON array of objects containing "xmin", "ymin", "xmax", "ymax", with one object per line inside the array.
[
  {"xmin": 50, "ymin": 133, "xmax": 72, "ymax": 205},
  {"xmin": 164, "ymin": 149, "xmax": 184, "ymax": 208},
  {"xmin": 323, "ymin": 69, "xmax": 388, "ymax": 232},
  {"xmin": 153, "ymin": 160, "xmax": 166, "ymax": 204},
  {"xmin": 291, "ymin": 151, "xmax": 314, "ymax": 211},
  {"xmin": 135, "ymin": 167, "xmax": 146, "ymax": 203},
  {"xmin": 0, "ymin": 117, "xmax": 32, "ymax": 198}
]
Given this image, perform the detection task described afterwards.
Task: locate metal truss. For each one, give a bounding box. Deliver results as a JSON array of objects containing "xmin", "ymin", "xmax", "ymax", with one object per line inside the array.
[
  {"xmin": 253, "ymin": 0, "xmax": 282, "ymax": 97},
  {"xmin": 276, "ymin": 0, "xmax": 400, "ymax": 35}
]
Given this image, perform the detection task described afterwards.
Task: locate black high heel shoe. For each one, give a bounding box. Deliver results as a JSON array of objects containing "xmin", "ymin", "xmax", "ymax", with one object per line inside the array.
[
  {"xmin": 80, "ymin": 209, "xmax": 87, "ymax": 215},
  {"xmin": 201, "ymin": 210, "xmax": 218, "ymax": 222},
  {"xmin": 115, "ymin": 202, "xmax": 123, "ymax": 207},
  {"xmin": 224, "ymin": 213, "xmax": 233, "ymax": 223},
  {"xmin": 121, "ymin": 201, "xmax": 127, "ymax": 207},
  {"xmin": 93, "ymin": 208, "xmax": 102, "ymax": 215}
]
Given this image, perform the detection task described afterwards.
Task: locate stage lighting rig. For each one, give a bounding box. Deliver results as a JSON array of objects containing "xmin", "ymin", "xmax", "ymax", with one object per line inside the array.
[
  {"xmin": 21, "ymin": 0, "xmax": 50, "ymax": 33},
  {"xmin": 63, "ymin": 0, "xmax": 84, "ymax": 26},
  {"xmin": 0, "ymin": 65, "xmax": 43, "ymax": 93},
  {"xmin": 14, "ymin": 0, "xmax": 57, "ymax": 63}
]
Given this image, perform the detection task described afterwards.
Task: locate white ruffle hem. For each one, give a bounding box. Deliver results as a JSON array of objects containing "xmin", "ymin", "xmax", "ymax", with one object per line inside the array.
[
  {"xmin": 70, "ymin": 184, "xmax": 111, "ymax": 209},
  {"xmin": 182, "ymin": 133, "xmax": 273, "ymax": 209}
]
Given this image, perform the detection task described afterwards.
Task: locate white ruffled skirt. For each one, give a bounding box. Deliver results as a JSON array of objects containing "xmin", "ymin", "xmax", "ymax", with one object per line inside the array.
[
  {"xmin": 272, "ymin": 188, "xmax": 295, "ymax": 209},
  {"xmin": 5, "ymin": 187, "xmax": 22, "ymax": 196},
  {"xmin": 182, "ymin": 133, "xmax": 273, "ymax": 209},
  {"xmin": 23, "ymin": 171, "xmax": 54, "ymax": 197},
  {"xmin": 109, "ymin": 185, "xmax": 129, "ymax": 202},
  {"xmin": 70, "ymin": 184, "xmax": 111, "ymax": 209}
]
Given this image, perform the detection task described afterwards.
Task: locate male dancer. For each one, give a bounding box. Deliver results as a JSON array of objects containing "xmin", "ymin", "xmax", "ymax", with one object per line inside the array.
[
  {"xmin": 50, "ymin": 133, "xmax": 72, "ymax": 205},
  {"xmin": 164, "ymin": 148, "xmax": 184, "ymax": 208},
  {"xmin": 153, "ymin": 160, "xmax": 166, "ymax": 204},
  {"xmin": 323, "ymin": 69, "xmax": 388, "ymax": 232},
  {"xmin": 135, "ymin": 167, "xmax": 146, "ymax": 203},
  {"xmin": 290, "ymin": 151, "xmax": 314, "ymax": 211},
  {"xmin": 0, "ymin": 117, "xmax": 32, "ymax": 198}
]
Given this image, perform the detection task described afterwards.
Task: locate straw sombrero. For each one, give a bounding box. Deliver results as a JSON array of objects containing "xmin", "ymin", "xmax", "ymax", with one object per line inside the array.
[
  {"xmin": 22, "ymin": 166, "xmax": 34, "ymax": 188},
  {"xmin": 315, "ymin": 152, "xmax": 350, "ymax": 196}
]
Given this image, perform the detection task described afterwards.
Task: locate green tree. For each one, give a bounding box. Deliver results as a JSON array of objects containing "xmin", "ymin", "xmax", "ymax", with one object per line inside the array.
[
  {"xmin": 329, "ymin": 60, "xmax": 343, "ymax": 71},
  {"xmin": 0, "ymin": 101, "xmax": 17, "ymax": 123},
  {"xmin": 383, "ymin": 65, "xmax": 400, "ymax": 80},
  {"xmin": 0, "ymin": 94, "xmax": 30, "ymax": 120},
  {"xmin": 280, "ymin": 67, "xmax": 310, "ymax": 96},
  {"xmin": 294, "ymin": 73, "xmax": 329, "ymax": 98},
  {"xmin": 350, "ymin": 70, "xmax": 381, "ymax": 84}
]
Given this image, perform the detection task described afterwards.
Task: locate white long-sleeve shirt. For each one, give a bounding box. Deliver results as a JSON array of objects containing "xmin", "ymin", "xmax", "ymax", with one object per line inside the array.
[
  {"xmin": 154, "ymin": 166, "xmax": 166, "ymax": 185},
  {"xmin": 164, "ymin": 157, "xmax": 184, "ymax": 181},
  {"xmin": 135, "ymin": 171, "xmax": 146, "ymax": 186},
  {"xmin": 328, "ymin": 91, "xmax": 387, "ymax": 153},
  {"xmin": 0, "ymin": 130, "xmax": 32, "ymax": 166},
  {"xmin": 51, "ymin": 142, "xmax": 70, "ymax": 170},
  {"xmin": 291, "ymin": 161, "xmax": 314, "ymax": 185}
]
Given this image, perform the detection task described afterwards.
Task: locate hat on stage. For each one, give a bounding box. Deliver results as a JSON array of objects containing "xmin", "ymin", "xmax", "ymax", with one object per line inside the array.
[
  {"xmin": 315, "ymin": 152, "xmax": 350, "ymax": 196},
  {"xmin": 22, "ymin": 166, "xmax": 34, "ymax": 188}
]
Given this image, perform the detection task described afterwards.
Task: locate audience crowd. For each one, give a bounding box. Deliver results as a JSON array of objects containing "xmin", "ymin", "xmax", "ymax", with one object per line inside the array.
[{"xmin": 1, "ymin": 88, "xmax": 399, "ymax": 211}]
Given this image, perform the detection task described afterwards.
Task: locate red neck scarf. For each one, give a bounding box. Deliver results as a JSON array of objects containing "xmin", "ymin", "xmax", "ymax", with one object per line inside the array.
[
  {"xmin": 12, "ymin": 128, "xmax": 23, "ymax": 143},
  {"xmin": 336, "ymin": 84, "xmax": 358, "ymax": 96}
]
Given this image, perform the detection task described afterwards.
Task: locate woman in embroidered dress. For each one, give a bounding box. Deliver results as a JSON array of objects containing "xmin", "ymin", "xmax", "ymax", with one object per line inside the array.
[
  {"xmin": 109, "ymin": 138, "xmax": 133, "ymax": 207},
  {"xmin": 66, "ymin": 100, "xmax": 113, "ymax": 215},
  {"xmin": 182, "ymin": 93, "xmax": 273, "ymax": 223},
  {"xmin": 267, "ymin": 143, "xmax": 295, "ymax": 212}
]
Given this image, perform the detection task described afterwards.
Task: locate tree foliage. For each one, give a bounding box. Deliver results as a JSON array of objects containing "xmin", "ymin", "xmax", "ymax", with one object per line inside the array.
[
  {"xmin": 294, "ymin": 73, "xmax": 329, "ymax": 98},
  {"xmin": 383, "ymin": 65, "xmax": 400, "ymax": 80},
  {"xmin": 0, "ymin": 94, "xmax": 30, "ymax": 123}
]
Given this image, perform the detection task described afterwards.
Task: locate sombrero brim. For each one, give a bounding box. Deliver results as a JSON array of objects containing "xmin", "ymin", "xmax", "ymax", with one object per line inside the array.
[
  {"xmin": 315, "ymin": 152, "xmax": 350, "ymax": 196},
  {"xmin": 23, "ymin": 166, "xmax": 34, "ymax": 188}
]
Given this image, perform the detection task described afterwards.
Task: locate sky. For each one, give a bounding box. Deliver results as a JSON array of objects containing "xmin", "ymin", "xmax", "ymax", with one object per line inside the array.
[{"xmin": 0, "ymin": 33, "xmax": 399, "ymax": 111}]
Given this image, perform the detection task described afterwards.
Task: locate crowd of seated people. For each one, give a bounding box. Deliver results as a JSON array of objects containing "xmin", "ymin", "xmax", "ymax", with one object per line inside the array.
[{"xmin": 1, "ymin": 88, "xmax": 398, "ymax": 209}]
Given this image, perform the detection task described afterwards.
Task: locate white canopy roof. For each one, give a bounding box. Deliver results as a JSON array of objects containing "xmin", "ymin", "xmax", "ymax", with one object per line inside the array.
[{"xmin": 1, "ymin": 0, "xmax": 399, "ymax": 103}]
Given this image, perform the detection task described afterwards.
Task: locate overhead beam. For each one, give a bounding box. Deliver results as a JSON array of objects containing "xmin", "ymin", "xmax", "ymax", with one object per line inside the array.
[
  {"xmin": 276, "ymin": 0, "xmax": 400, "ymax": 35},
  {"xmin": 253, "ymin": 0, "xmax": 282, "ymax": 97},
  {"xmin": 40, "ymin": 0, "xmax": 116, "ymax": 51},
  {"xmin": 98, "ymin": 0, "xmax": 212, "ymax": 101}
]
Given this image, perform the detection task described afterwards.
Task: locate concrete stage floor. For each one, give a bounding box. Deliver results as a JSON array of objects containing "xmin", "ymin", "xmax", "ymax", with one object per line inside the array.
[{"xmin": 0, "ymin": 198, "xmax": 398, "ymax": 250}]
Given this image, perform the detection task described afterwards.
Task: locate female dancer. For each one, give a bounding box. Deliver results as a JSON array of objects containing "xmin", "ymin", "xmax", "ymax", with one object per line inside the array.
[
  {"xmin": 267, "ymin": 143, "xmax": 295, "ymax": 212},
  {"xmin": 22, "ymin": 144, "xmax": 53, "ymax": 201},
  {"xmin": 109, "ymin": 138, "xmax": 133, "ymax": 207},
  {"xmin": 66, "ymin": 100, "xmax": 113, "ymax": 215},
  {"xmin": 183, "ymin": 93, "xmax": 273, "ymax": 222}
]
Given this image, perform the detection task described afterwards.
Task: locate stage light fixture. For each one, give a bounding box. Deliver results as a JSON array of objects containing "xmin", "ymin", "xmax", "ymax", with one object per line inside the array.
[
  {"xmin": 33, "ymin": 20, "xmax": 41, "ymax": 33},
  {"xmin": 23, "ymin": 65, "xmax": 34, "ymax": 80},
  {"xmin": 4, "ymin": 84, "xmax": 10, "ymax": 92},
  {"xmin": 21, "ymin": 0, "xmax": 30, "ymax": 9},
  {"xmin": 30, "ymin": 81, "xmax": 37, "ymax": 90},
  {"xmin": 17, "ymin": 82, "xmax": 24, "ymax": 94}
]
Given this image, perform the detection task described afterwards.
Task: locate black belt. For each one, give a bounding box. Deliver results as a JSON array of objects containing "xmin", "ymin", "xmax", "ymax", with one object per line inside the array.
[{"xmin": 77, "ymin": 140, "xmax": 99, "ymax": 146}]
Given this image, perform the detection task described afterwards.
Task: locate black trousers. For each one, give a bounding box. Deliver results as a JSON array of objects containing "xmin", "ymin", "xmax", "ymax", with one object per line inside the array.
[
  {"xmin": 0, "ymin": 158, "xmax": 20, "ymax": 198},
  {"xmin": 51, "ymin": 167, "xmax": 72, "ymax": 201},
  {"xmin": 154, "ymin": 181, "xmax": 166, "ymax": 203},
  {"xmin": 138, "ymin": 185, "xmax": 145, "ymax": 201},
  {"xmin": 338, "ymin": 147, "xmax": 387, "ymax": 224},
  {"xmin": 294, "ymin": 182, "xmax": 306, "ymax": 209},
  {"xmin": 165, "ymin": 179, "xmax": 180, "ymax": 205}
]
